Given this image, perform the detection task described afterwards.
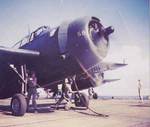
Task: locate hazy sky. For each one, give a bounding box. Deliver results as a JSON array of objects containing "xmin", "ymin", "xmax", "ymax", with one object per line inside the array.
[{"xmin": 0, "ymin": 0, "xmax": 149, "ymax": 96}]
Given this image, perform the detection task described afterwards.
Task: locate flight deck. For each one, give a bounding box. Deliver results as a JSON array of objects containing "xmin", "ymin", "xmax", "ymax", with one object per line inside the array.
[{"xmin": 0, "ymin": 99, "xmax": 150, "ymax": 127}]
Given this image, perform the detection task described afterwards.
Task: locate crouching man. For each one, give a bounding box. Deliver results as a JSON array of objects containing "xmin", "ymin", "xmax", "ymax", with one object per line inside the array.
[{"xmin": 55, "ymin": 78, "xmax": 73, "ymax": 110}]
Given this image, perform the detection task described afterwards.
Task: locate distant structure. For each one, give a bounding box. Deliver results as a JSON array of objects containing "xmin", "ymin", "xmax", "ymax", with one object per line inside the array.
[{"xmin": 138, "ymin": 80, "xmax": 143, "ymax": 101}]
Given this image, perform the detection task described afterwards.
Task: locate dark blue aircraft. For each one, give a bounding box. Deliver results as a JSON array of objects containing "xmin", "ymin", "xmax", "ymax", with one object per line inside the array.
[{"xmin": 0, "ymin": 16, "xmax": 126, "ymax": 116}]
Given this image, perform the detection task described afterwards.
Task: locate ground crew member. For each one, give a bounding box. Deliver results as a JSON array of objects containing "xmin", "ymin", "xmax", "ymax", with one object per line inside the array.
[
  {"xmin": 27, "ymin": 71, "xmax": 39, "ymax": 112},
  {"xmin": 55, "ymin": 78, "xmax": 72, "ymax": 110}
]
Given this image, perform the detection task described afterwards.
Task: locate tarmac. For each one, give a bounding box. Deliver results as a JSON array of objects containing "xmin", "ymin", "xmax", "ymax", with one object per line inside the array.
[{"xmin": 0, "ymin": 98, "xmax": 150, "ymax": 127}]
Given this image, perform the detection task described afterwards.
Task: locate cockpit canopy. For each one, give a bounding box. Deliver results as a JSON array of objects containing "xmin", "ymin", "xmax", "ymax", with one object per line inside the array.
[{"xmin": 12, "ymin": 26, "xmax": 50, "ymax": 48}]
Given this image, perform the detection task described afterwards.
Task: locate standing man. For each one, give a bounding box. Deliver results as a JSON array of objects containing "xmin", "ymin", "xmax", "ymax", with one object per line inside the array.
[
  {"xmin": 88, "ymin": 87, "xmax": 94, "ymax": 99},
  {"xmin": 138, "ymin": 79, "xmax": 143, "ymax": 102},
  {"xmin": 27, "ymin": 71, "xmax": 39, "ymax": 112}
]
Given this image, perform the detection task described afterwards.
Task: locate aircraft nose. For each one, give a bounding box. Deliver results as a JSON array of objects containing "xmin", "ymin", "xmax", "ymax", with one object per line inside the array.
[{"xmin": 67, "ymin": 17, "xmax": 114, "ymax": 69}]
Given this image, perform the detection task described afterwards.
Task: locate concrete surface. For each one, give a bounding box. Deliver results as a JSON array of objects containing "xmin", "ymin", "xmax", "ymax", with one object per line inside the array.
[{"xmin": 0, "ymin": 99, "xmax": 150, "ymax": 127}]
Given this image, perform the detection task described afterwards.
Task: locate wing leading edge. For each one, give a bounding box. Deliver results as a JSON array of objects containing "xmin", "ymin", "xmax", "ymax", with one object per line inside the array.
[
  {"xmin": 0, "ymin": 46, "xmax": 40, "ymax": 64},
  {"xmin": 99, "ymin": 62, "xmax": 127, "ymax": 72}
]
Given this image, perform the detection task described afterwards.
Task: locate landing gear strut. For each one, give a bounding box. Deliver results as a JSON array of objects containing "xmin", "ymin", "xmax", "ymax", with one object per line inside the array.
[{"xmin": 9, "ymin": 65, "xmax": 28, "ymax": 116}]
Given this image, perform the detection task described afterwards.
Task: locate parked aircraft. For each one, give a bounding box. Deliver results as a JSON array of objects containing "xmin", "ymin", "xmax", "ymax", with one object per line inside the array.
[{"xmin": 0, "ymin": 16, "xmax": 126, "ymax": 116}]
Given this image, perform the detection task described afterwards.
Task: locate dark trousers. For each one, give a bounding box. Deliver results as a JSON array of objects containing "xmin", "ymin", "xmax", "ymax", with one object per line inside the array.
[{"xmin": 27, "ymin": 87, "xmax": 37, "ymax": 110}]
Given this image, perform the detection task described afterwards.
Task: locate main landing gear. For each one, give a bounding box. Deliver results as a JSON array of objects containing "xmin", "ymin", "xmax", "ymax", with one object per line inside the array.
[
  {"xmin": 11, "ymin": 94, "xmax": 27, "ymax": 116},
  {"xmin": 74, "ymin": 92, "xmax": 89, "ymax": 108},
  {"xmin": 9, "ymin": 65, "xmax": 28, "ymax": 116},
  {"xmin": 72, "ymin": 76, "xmax": 89, "ymax": 109}
]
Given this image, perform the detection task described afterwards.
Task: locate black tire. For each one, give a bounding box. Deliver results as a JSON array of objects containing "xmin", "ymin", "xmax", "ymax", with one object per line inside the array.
[
  {"xmin": 93, "ymin": 93, "xmax": 98, "ymax": 99},
  {"xmin": 11, "ymin": 94, "xmax": 27, "ymax": 116},
  {"xmin": 74, "ymin": 93, "xmax": 89, "ymax": 107}
]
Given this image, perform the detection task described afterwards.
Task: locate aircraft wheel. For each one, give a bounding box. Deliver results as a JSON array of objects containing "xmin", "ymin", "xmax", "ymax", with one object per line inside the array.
[
  {"xmin": 11, "ymin": 94, "xmax": 27, "ymax": 116},
  {"xmin": 93, "ymin": 93, "xmax": 98, "ymax": 99},
  {"xmin": 74, "ymin": 93, "xmax": 89, "ymax": 108}
]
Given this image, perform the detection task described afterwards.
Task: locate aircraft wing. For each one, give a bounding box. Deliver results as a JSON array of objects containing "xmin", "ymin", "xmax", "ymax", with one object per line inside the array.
[
  {"xmin": 102, "ymin": 79, "xmax": 120, "ymax": 84},
  {"xmin": 99, "ymin": 62, "xmax": 127, "ymax": 72},
  {"xmin": 0, "ymin": 46, "xmax": 40, "ymax": 64}
]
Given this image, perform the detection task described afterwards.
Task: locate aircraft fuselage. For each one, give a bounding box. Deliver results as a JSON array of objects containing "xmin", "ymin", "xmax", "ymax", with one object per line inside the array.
[{"xmin": 0, "ymin": 17, "xmax": 114, "ymax": 99}]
